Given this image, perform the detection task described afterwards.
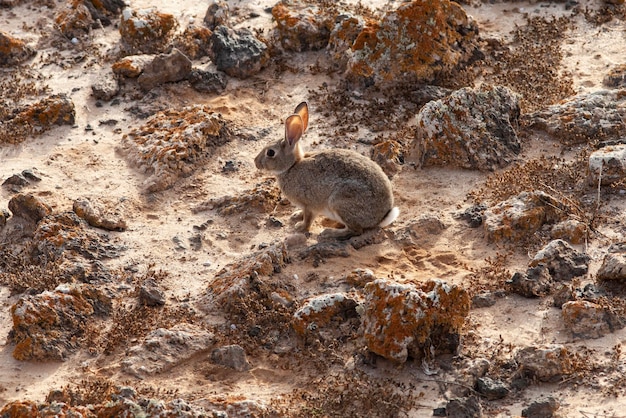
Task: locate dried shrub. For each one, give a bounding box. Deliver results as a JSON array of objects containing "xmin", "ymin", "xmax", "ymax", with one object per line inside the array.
[{"xmin": 268, "ymin": 370, "xmax": 421, "ymax": 418}]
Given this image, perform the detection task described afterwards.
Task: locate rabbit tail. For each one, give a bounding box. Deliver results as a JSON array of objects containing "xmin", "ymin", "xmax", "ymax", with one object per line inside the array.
[{"xmin": 379, "ymin": 207, "xmax": 399, "ymax": 228}]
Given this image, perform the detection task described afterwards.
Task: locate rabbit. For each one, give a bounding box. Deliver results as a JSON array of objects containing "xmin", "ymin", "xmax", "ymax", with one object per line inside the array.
[{"xmin": 254, "ymin": 102, "xmax": 399, "ymax": 240}]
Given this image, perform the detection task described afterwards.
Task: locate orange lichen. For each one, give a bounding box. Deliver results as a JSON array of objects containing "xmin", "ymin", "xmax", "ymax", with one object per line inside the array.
[
  {"xmin": 362, "ymin": 278, "xmax": 469, "ymax": 363},
  {"xmin": 0, "ymin": 30, "xmax": 35, "ymax": 66},
  {"xmin": 347, "ymin": 0, "xmax": 479, "ymax": 83},
  {"xmin": 0, "ymin": 400, "xmax": 40, "ymax": 417},
  {"xmin": 119, "ymin": 8, "xmax": 178, "ymax": 54}
]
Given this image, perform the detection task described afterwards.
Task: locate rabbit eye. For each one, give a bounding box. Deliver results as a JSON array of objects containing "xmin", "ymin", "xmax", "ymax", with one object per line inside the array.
[{"xmin": 266, "ymin": 149, "xmax": 276, "ymax": 157}]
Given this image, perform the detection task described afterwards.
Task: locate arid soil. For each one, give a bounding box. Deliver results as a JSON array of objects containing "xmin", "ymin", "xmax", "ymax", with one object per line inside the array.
[{"xmin": 1, "ymin": 0, "xmax": 626, "ymax": 417}]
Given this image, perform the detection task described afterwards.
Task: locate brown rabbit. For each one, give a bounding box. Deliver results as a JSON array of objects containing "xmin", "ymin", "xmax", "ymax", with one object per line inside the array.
[{"xmin": 254, "ymin": 102, "xmax": 399, "ymax": 239}]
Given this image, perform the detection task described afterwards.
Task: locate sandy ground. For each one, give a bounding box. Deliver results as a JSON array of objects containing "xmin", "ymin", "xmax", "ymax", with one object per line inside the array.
[{"xmin": 1, "ymin": 0, "xmax": 626, "ymax": 416}]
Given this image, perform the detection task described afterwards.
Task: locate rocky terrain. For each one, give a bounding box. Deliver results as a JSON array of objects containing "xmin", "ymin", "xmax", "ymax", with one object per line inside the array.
[{"xmin": 1, "ymin": 0, "xmax": 626, "ymax": 416}]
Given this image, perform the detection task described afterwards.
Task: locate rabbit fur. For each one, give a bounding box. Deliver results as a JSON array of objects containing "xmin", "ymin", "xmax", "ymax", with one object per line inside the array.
[{"xmin": 254, "ymin": 102, "xmax": 399, "ymax": 239}]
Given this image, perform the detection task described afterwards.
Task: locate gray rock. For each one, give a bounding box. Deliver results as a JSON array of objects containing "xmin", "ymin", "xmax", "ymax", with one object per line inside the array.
[
  {"xmin": 529, "ymin": 239, "xmax": 590, "ymax": 281},
  {"xmin": 522, "ymin": 397, "xmax": 560, "ymax": 418},
  {"xmin": 472, "ymin": 292, "xmax": 497, "ymax": 308},
  {"xmin": 138, "ymin": 48, "xmax": 192, "ymax": 91},
  {"xmin": 122, "ymin": 324, "xmax": 215, "ymax": 378},
  {"xmin": 588, "ymin": 144, "xmax": 626, "ymax": 186},
  {"xmin": 410, "ymin": 85, "xmax": 521, "ymax": 171},
  {"xmin": 476, "ymin": 377, "xmax": 509, "ymax": 400},
  {"xmin": 203, "ymin": 0, "xmax": 229, "ymax": 30},
  {"xmin": 139, "ymin": 278, "xmax": 166, "ymax": 307},
  {"xmin": 509, "ymin": 265, "xmax": 554, "ymax": 298},
  {"xmin": 603, "ymin": 64, "xmax": 626, "ymax": 88},
  {"xmin": 444, "ymin": 396, "xmax": 483, "ymax": 418},
  {"xmin": 210, "ymin": 344, "xmax": 251, "ymax": 371},
  {"xmin": 514, "ymin": 345, "xmax": 571, "ymax": 382},
  {"xmin": 73, "ymin": 196, "xmax": 127, "ymax": 231},
  {"xmin": 562, "ymin": 300, "xmax": 624, "ymax": 339},
  {"xmin": 189, "ymin": 68, "xmax": 227, "ymax": 94},
  {"xmin": 210, "ymin": 26, "xmax": 268, "ymax": 78},
  {"xmin": 2, "ymin": 173, "xmax": 29, "ymax": 188},
  {"xmin": 527, "ymin": 90, "xmax": 626, "ymax": 145},
  {"xmin": 597, "ymin": 243, "xmax": 626, "ymax": 281},
  {"xmin": 91, "ymin": 71, "xmax": 120, "ymax": 101}
]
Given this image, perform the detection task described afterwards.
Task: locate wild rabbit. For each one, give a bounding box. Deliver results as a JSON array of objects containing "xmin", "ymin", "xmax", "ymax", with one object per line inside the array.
[{"xmin": 254, "ymin": 102, "xmax": 399, "ymax": 239}]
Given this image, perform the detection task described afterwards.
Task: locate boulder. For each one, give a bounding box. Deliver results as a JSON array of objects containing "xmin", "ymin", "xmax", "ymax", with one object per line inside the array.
[
  {"xmin": 91, "ymin": 71, "xmax": 120, "ymax": 101},
  {"xmin": 119, "ymin": 7, "xmax": 178, "ymax": 54},
  {"xmin": 411, "ymin": 85, "xmax": 521, "ymax": 170},
  {"xmin": 173, "ymin": 25, "xmax": 213, "ymax": 60},
  {"xmin": 73, "ymin": 196, "xmax": 127, "ymax": 231},
  {"xmin": 9, "ymin": 94, "xmax": 76, "ymax": 139},
  {"xmin": 522, "ymin": 397, "xmax": 560, "ymax": 418},
  {"xmin": 137, "ymin": 48, "xmax": 192, "ymax": 91},
  {"xmin": 0, "ymin": 30, "xmax": 35, "ymax": 66},
  {"xmin": 210, "ymin": 344, "xmax": 251, "ymax": 371},
  {"xmin": 361, "ymin": 278, "xmax": 470, "ymax": 363},
  {"xmin": 345, "ymin": 0, "xmax": 480, "ymax": 85},
  {"xmin": 8, "ymin": 193, "xmax": 52, "ymax": 223},
  {"xmin": 210, "ymin": 25, "xmax": 268, "ymax": 78},
  {"xmin": 188, "ymin": 67, "xmax": 228, "ymax": 94}
]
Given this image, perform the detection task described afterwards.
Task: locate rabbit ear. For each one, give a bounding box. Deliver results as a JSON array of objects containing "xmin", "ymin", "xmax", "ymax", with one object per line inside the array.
[
  {"xmin": 294, "ymin": 102, "xmax": 309, "ymax": 132},
  {"xmin": 285, "ymin": 114, "xmax": 304, "ymax": 147}
]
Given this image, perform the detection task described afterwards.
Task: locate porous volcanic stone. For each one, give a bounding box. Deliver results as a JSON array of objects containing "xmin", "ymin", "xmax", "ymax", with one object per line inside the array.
[
  {"xmin": 119, "ymin": 7, "xmax": 178, "ymax": 54},
  {"xmin": 210, "ymin": 25, "xmax": 268, "ymax": 78}
]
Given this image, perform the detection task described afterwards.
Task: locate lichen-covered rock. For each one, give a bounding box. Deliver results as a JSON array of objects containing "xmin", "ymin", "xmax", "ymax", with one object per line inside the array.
[
  {"xmin": 514, "ymin": 345, "xmax": 572, "ymax": 382},
  {"xmin": 603, "ymin": 64, "xmax": 626, "ymax": 88},
  {"xmin": 597, "ymin": 243, "xmax": 626, "ymax": 281},
  {"xmin": 201, "ymin": 179, "xmax": 281, "ymax": 216},
  {"xmin": 561, "ymin": 300, "xmax": 624, "ymax": 339},
  {"xmin": 0, "ymin": 30, "xmax": 35, "ymax": 66},
  {"xmin": 112, "ymin": 54, "xmax": 153, "ymax": 78},
  {"xmin": 121, "ymin": 324, "xmax": 215, "ymax": 378},
  {"xmin": 8, "ymin": 193, "xmax": 52, "ymax": 223},
  {"xmin": 292, "ymin": 293, "xmax": 358, "ymax": 336},
  {"xmin": 483, "ymin": 191, "xmax": 561, "ymax": 243},
  {"xmin": 208, "ymin": 244, "xmax": 288, "ymax": 303},
  {"xmin": 345, "ymin": 0, "xmax": 480, "ymax": 85},
  {"xmin": 54, "ymin": 0, "xmax": 94, "ymax": 39},
  {"xmin": 527, "ymin": 90, "xmax": 626, "ymax": 145},
  {"xmin": 137, "ymin": 48, "xmax": 192, "ymax": 91},
  {"xmin": 588, "ymin": 144, "xmax": 626, "ymax": 186},
  {"xmin": 33, "ymin": 211, "xmax": 125, "ymax": 262},
  {"xmin": 9, "ymin": 283, "xmax": 110, "ymax": 361},
  {"xmin": 73, "ymin": 196, "xmax": 127, "ymax": 231},
  {"xmin": 327, "ymin": 13, "xmax": 365, "ymax": 71},
  {"xmin": 118, "ymin": 106, "xmax": 231, "ymax": 192},
  {"xmin": 411, "ymin": 85, "xmax": 521, "ymax": 170},
  {"xmin": 272, "ymin": 2, "xmax": 334, "ymax": 52},
  {"xmin": 0, "ymin": 400, "xmax": 40, "ymax": 417},
  {"xmin": 361, "ymin": 278, "xmax": 470, "ymax": 363},
  {"xmin": 173, "ymin": 25, "xmax": 213, "ymax": 60},
  {"xmin": 528, "ymin": 239, "xmax": 590, "ymax": 281},
  {"xmin": 210, "ymin": 25, "xmax": 268, "ymax": 78},
  {"xmin": 119, "ymin": 7, "xmax": 178, "ymax": 54},
  {"xmin": 204, "ymin": 0, "xmax": 229, "ymax": 30},
  {"xmin": 8, "ymin": 94, "xmax": 76, "ymax": 140}
]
